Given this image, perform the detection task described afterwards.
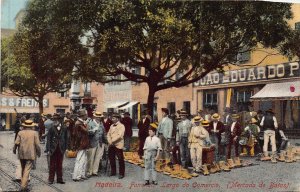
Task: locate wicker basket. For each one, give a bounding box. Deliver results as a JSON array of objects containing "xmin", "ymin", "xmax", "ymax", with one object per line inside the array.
[
  {"xmin": 66, "ymin": 150, "xmax": 77, "ymax": 158},
  {"xmin": 202, "ymin": 146, "xmax": 215, "ymax": 165}
]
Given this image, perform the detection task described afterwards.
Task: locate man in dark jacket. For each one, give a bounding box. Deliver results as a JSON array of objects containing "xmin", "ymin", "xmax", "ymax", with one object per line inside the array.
[
  {"xmin": 46, "ymin": 115, "xmax": 68, "ymax": 184},
  {"xmin": 260, "ymin": 109, "xmax": 278, "ymax": 162},
  {"xmin": 102, "ymin": 112, "xmax": 113, "ymax": 133},
  {"xmin": 121, "ymin": 112, "xmax": 132, "ymax": 152},
  {"xmin": 208, "ymin": 113, "xmax": 225, "ymax": 161},
  {"xmin": 226, "ymin": 114, "xmax": 242, "ymax": 160},
  {"xmin": 137, "ymin": 111, "xmax": 151, "ymax": 159}
]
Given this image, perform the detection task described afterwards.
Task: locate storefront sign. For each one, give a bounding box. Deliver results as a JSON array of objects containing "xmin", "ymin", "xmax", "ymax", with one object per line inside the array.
[
  {"xmin": 0, "ymin": 97, "xmax": 49, "ymax": 108},
  {"xmin": 194, "ymin": 62, "xmax": 300, "ymax": 86}
]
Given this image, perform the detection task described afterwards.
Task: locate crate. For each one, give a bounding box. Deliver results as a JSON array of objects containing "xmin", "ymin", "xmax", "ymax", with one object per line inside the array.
[{"xmin": 202, "ymin": 146, "xmax": 215, "ymax": 165}]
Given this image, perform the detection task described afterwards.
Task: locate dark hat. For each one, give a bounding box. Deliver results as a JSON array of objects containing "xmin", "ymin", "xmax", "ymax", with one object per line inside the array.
[
  {"xmin": 78, "ymin": 110, "xmax": 87, "ymax": 117},
  {"xmin": 46, "ymin": 114, "xmax": 52, "ymax": 119},
  {"xmin": 141, "ymin": 110, "xmax": 147, "ymax": 115},
  {"xmin": 124, "ymin": 112, "xmax": 130, "ymax": 116},
  {"xmin": 224, "ymin": 107, "xmax": 231, "ymax": 113},
  {"xmin": 175, "ymin": 117, "xmax": 181, "ymax": 122},
  {"xmin": 22, "ymin": 120, "xmax": 36, "ymax": 128},
  {"xmin": 179, "ymin": 110, "xmax": 188, "ymax": 116},
  {"xmin": 112, "ymin": 113, "xmax": 121, "ymax": 118},
  {"xmin": 161, "ymin": 108, "xmax": 169, "ymax": 114},
  {"xmin": 266, "ymin": 109, "xmax": 274, "ymax": 114},
  {"xmin": 52, "ymin": 113, "xmax": 60, "ymax": 119}
]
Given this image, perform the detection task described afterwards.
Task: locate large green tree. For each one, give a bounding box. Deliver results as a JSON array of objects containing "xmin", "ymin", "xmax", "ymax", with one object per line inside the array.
[
  {"xmin": 1, "ymin": 0, "xmax": 85, "ymax": 113},
  {"xmin": 281, "ymin": 28, "xmax": 300, "ymax": 59},
  {"xmin": 67, "ymin": 0, "xmax": 292, "ymax": 116}
]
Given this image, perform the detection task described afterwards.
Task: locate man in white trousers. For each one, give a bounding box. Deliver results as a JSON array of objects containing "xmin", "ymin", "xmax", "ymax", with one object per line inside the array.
[{"xmin": 86, "ymin": 112, "xmax": 107, "ymax": 177}]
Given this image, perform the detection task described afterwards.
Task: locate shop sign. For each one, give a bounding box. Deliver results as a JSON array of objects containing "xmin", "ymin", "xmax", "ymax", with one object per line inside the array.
[
  {"xmin": 194, "ymin": 62, "xmax": 300, "ymax": 87},
  {"xmin": 0, "ymin": 96, "xmax": 49, "ymax": 108}
]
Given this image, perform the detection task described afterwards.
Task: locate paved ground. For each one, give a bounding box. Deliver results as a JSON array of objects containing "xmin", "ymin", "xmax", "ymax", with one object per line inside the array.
[{"xmin": 0, "ymin": 131, "xmax": 300, "ymax": 192}]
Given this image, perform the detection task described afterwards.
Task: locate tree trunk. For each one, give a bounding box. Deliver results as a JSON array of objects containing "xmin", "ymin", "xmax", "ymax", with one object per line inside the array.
[
  {"xmin": 38, "ymin": 96, "xmax": 44, "ymax": 114},
  {"xmin": 147, "ymin": 85, "xmax": 156, "ymax": 123}
]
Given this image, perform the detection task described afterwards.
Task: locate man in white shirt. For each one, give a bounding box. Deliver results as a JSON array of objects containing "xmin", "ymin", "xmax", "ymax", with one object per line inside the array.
[
  {"xmin": 260, "ymin": 109, "xmax": 278, "ymax": 163},
  {"xmin": 189, "ymin": 117, "xmax": 209, "ymax": 173},
  {"xmin": 143, "ymin": 123, "xmax": 162, "ymax": 185}
]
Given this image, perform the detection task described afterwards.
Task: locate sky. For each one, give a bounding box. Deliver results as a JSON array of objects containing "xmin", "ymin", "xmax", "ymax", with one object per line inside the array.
[
  {"xmin": 1, "ymin": 0, "xmax": 28, "ymax": 29},
  {"xmin": 0, "ymin": 0, "xmax": 299, "ymax": 30}
]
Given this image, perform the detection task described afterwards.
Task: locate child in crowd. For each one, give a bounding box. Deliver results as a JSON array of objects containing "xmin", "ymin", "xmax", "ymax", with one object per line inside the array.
[{"xmin": 143, "ymin": 123, "xmax": 162, "ymax": 186}]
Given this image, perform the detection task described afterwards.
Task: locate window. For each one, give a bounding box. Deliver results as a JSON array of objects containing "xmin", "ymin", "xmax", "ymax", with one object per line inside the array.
[
  {"xmin": 295, "ymin": 22, "xmax": 300, "ymax": 30},
  {"xmin": 204, "ymin": 91, "xmax": 218, "ymax": 106},
  {"xmin": 183, "ymin": 101, "xmax": 191, "ymax": 115},
  {"xmin": 203, "ymin": 90, "xmax": 218, "ymax": 113},
  {"xmin": 237, "ymin": 47, "xmax": 250, "ymax": 64},
  {"xmin": 56, "ymin": 108, "xmax": 65, "ymax": 114},
  {"xmin": 176, "ymin": 69, "xmax": 184, "ymax": 80},
  {"xmin": 234, "ymin": 89, "xmax": 253, "ymax": 103},
  {"xmin": 83, "ymin": 82, "xmax": 91, "ymax": 97},
  {"xmin": 233, "ymin": 88, "xmax": 254, "ymax": 112},
  {"xmin": 167, "ymin": 102, "xmax": 176, "ymax": 115},
  {"xmin": 108, "ymin": 75, "xmax": 122, "ymax": 86}
]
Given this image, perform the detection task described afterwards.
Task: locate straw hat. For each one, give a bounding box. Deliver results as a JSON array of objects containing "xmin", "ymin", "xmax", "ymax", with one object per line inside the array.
[
  {"xmin": 93, "ymin": 111, "xmax": 103, "ymax": 118},
  {"xmin": 201, "ymin": 120, "xmax": 210, "ymax": 127},
  {"xmin": 21, "ymin": 120, "xmax": 36, "ymax": 128},
  {"xmin": 149, "ymin": 122, "xmax": 159, "ymax": 131},
  {"xmin": 250, "ymin": 118, "xmax": 258, "ymax": 124},
  {"xmin": 179, "ymin": 110, "xmax": 188, "ymax": 116},
  {"xmin": 231, "ymin": 114, "xmax": 240, "ymax": 119},
  {"xmin": 211, "ymin": 113, "xmax": 220, "ymax": 120},
  {"xmin": 193, "ymin": 116, "xmax": 202, "ymax": 123}
]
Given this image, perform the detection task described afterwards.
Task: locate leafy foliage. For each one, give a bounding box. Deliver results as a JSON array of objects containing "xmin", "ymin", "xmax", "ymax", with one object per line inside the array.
[{"xmin": 1, "ymin": 0, "xmax": 86, "ymax": 113}]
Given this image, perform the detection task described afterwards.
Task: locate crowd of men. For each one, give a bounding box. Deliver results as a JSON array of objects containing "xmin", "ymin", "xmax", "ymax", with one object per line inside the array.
[{"xmin": 12, "ymin": 106, "xmax": 289, "ymax": 191}]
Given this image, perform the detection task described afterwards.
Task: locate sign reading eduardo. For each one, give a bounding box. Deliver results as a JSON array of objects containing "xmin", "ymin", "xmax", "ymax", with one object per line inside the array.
[{"xmin": 193, "ymin": 62, "xmax": 300, "ymax": 87}]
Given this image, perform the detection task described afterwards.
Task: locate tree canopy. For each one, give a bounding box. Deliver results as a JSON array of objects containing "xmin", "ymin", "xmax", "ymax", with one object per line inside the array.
[
  {"xmin": 3, "ymin": 0, "xmax": 295, "ymax": 116},
  {"xmin": 68, "ymin": 0, "xmax": 292, "ymax": 115},
  {"xmin": 1, "ymin": 0, "xmax": 86, "ymax": 113}
]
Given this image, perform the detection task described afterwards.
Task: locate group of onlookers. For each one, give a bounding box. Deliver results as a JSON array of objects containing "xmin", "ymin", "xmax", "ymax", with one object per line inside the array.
[{"xmin": 12, "ymin": 106, "xmax": 289, "ymax": 190}]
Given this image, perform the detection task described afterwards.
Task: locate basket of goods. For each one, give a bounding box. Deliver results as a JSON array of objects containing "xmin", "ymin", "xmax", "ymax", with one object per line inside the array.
[{"xmin": 66, "ymin": 150, "xmax": 77, "ymax": 158}]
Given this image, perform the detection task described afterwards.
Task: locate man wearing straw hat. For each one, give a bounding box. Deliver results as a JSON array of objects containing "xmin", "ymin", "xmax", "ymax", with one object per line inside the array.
[
  {"xmin": 189, "ymin": 117, "xmax": 209, "ymax": 173},
  {"xmin": 86, "ymin": 112, "xmax": 107, "ymax": 177},
  {"xmin": 226, "ymin": 114, "xmax": 242, "ymax": 160},
  {"xmin": 107, "ymin": 113, "xmax": 126, "ymax": 179},
  {"xmin": 176, "ymin": 110, "xmax": 192, "ymax": 168},
  {"xmin": 208, "ymin": 113, "xmax": 225, "ymax": 161},
  {"xmin": 143, "ymin": 122, "xmax": 162, "ymax": 185},
  {"xmin": 13, "ymin": 120, "xmax": 41, "ymax": 192}
]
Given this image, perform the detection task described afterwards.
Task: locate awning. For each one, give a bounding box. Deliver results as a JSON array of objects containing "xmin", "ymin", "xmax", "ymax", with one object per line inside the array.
[
  {"xmin": 251, "ymin": 80, "xmax": 300, "ymax": 101},
  {"xmin": 118, "ymin": 101, "xmax": 139, "ymax": 110},
  {"xmin": 106, "ymin": 101, "xmax": 129, "ymax": 109}
]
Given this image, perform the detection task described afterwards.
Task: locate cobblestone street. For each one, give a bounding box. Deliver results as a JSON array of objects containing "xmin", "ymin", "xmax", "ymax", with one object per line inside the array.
[{"xmin": 0, "ymin": 131, "xmax": 300, "ymax": 192}]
